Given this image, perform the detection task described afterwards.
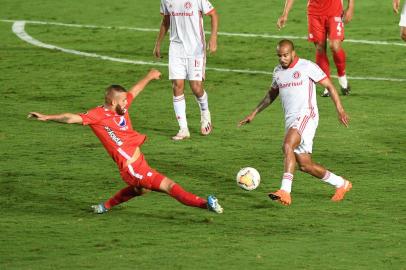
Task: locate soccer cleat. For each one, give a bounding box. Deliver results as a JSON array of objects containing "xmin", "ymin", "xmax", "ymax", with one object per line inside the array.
[
  {"xmin": 207, "ymin": 195, "xmax": 223, "ymax": 214},
  {"xmin": 331, "ymin": 179, "xmax": 352, "ymax": 202},
  {"xmin": 172, "ymin": 128, "xmax": 190, "ymax": 141},
  {"xmin": 91, "ymin": 203, "xmax": 108, "ymax": 214},
  {"xmin": 321, "ymin": 88, "xmax": 330, "ymax": 97},
  {"xmin": 341, "ymin": 85, "xmax": 351, "ymax": 96},
  {"xmin": 268, "ymin": 189, "xmax": 292, "ymax": 206},
  {"xmin": 200, "ymin": 110, "xmax": 212, "ymax": 136}
]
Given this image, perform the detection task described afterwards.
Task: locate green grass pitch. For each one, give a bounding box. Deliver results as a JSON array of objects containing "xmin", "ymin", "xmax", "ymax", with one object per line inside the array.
[{"xmin": 1, "ymin": 0, "xmax": 405, "ymax": 269}]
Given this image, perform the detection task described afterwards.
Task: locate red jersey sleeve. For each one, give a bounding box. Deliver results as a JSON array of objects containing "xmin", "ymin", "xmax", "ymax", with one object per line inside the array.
[
  {"xmin": 126, "ymin": 92, "xmax": 134, "ymax": 108},
  {"xmin": 78, "ymin": 107, "xmax": 103, "ymax": 126}
]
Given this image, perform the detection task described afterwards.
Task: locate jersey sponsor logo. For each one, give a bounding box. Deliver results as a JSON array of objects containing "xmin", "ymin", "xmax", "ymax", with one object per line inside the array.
[
  {"xmin": 184, "ymin": 1, "xmax": 192, "ymax": 10},
  {"xmin": 293, "ymin": 71, "xmax": 301, "ymax": 79},
  {"xmin": 104, "ymin": 126, "xmax": 123, "ymax": 146},
  {"xmin": 171, "ymin": 11, "xmax": 194, "ymax": 16},
  {"xmin": 278, "ymin": 80, "xmax": 303, "ymax": 89}
]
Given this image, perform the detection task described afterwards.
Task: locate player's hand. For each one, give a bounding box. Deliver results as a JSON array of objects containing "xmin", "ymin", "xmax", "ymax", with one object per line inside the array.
[
  {"xmin": 337, "ymin": 110, "xmax": 349, "ymax": 127},
  {"xmin": 393, "ymin": 0, "xmax": 400, "ymax": 14},
  {"xmin": 277, "ymin": 15, "xmax": 288, "ymax": 30},
  {"xmin": 148, "ymin": 69, "xmax": 162, "ymax": 80},
  {"xmin": 153, "ymin": 45, "xmax": 162, "ymax": 59},
  {"xmin": 28, "ymin": 112, "xmax": 48, "ymax": 121},
  {"xmin": 208, "ymin": 37, "xmax": 217, "ymax": 54},
  {"xmin": 343, "ymin": 8, "xmax": 354, "ymax": 24},
  {"xmin": 238, "ymin": 114, "xmax": 255, "ymax": 127}
]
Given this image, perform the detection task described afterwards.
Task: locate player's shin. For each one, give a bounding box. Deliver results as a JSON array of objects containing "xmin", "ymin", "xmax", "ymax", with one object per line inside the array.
[
  {"xmin": 104, "ymin": 186, "xmax": 141, "ymax": 209},
  {"xmin": 169, "ymin": 184, "xmax": 207, "ymax": 209}
]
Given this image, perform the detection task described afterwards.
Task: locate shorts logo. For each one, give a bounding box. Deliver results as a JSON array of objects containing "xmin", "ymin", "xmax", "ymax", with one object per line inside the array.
[
  {"xmin": 147, "ymin": 172, "xmax": 153, "ymax": 177},
  {"xmin": 195, "ymin": 73, "xmax": 200, "ymax": 78},
  {"xmin": 293, "ymin": 71, "xmax": 301, "ymax": 79},
  {"xmin": 184, "ymin": 1, "xmax": 192, "ymax": 9}
]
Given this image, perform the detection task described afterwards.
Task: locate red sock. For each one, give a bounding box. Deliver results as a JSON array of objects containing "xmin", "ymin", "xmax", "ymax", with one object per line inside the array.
[
  {"xmin": 104, "ymin": 186, "xmax": 140, "ymax": 209},
  {"xmin": 333, "ymin": 49, "xmax": 346, "ymax": 77},
  {"xmin": 169, "ymin": 184, "xmax": 207, "ymax": 209},
  {"xmin": 315, "ymin": 51, "xmax": 331, "ymax": 77}
]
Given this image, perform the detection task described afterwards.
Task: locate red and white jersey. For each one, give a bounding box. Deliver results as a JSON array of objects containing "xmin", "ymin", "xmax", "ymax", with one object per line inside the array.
[
  {"xmin": 307, "ymin": 0, "xmax": 343, "ymax": 17},
  {"xmin": 271, "ymin": 57, "xmax": 327, "ymax": 121},
  {"xmin": 79, "ymin": 93, "xmax": 146, "ymax": 170},
  {"xmin": 160, "ymin": 0, "xmax": 215, "ymax": 58}
]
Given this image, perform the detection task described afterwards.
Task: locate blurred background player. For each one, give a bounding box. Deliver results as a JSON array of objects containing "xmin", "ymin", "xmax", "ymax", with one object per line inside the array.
[
  {"xmin": 154, "ymin": 0, "xmax": 219, "ymax": 140},
  {"xmin": 277, "ymin": 0, "xmax": 354, "ymax": 97},
  {"xmin": 28, "ymin": 69, "xmax": 223, "ymax": 214},
  {"xmin": 238, "ymin": 40, "xmax": 352, "ymax": 206},
  {"xmin": 393, "ymin": 0, "xmax": 406, "ymax": 41}
]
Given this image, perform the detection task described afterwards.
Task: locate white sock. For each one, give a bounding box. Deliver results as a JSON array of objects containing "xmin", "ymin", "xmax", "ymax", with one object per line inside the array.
[
  {"xmin": 173, "ymin": 95, "xmax": 188, "ymax": 130},
  {"xmin": 323, "ymin": 88, "xmax": 329, "ymax": 94},
  {"xmin": 322, "ymin": 170, "xmax": 344, "ymax": 188},
  {"xmin": 338, "ymin": 75, "xmax": 348, "ymax": 89},
  {"xmin": 195, "ymin": 91, "xmax": 209, "ymax": 112},
  {"xmin": 280, "ymin": 173, "xmax": 294, "ymax": 193}
]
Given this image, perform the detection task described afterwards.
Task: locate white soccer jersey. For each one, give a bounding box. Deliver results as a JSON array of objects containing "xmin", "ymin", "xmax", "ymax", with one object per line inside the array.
[
  {"xmin": 271, "ymin": 58, "xmax": 327, "ymax": 121},
  {"xmin": 160, "ymin": 0, "xmax": 215, "ymax": 58}
]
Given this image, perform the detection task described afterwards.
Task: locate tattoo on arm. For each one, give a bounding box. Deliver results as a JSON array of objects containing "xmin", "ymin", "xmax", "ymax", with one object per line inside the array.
[{"xmin": 256, "ymin": 88, "xmax": 279, "ymax": 114}]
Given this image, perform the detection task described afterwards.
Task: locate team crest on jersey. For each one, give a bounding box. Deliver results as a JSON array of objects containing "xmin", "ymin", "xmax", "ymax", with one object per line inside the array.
[
  {"xmin": 293, "ymin": 71, "xmax": 301, "ymax": 79},
  {"xmin": 114, "ymin": 116, "xmax": 128, "ymax": 130},
  {"xmin": 184, "ymin": 1, "xmax": 192, "ymax": 10}
]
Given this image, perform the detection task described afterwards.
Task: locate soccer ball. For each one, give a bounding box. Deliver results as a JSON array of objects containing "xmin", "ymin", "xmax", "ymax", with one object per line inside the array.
[{"xmin": 236, "ymin": 167, "xmax": 261, "ymax": 191}]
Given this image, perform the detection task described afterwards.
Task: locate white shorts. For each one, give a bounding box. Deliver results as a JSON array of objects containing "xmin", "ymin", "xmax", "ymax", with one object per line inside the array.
[
  {"xmin": 285, "ymin": 112, "xmax": 319, "ymax": 154},
  {"xmin": 169, "ymin": 56, "xmax": 205, "ymax": 81},
  {"xmin": 400, "ymin": 2, "xmax": 406, "ymax": 27}
]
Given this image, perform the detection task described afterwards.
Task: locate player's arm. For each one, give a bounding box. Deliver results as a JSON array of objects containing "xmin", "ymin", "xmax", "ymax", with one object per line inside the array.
[
  {"xmin": 238, "ymin": 87, "xmax": 279, "ymax": 127},
  {"xmin": 207, "ymin": 9, "xmax": 219, "ymax": 54},
  {"xmin": 128, "ymin": 69, "xmax": 162, "ymax": 98},
  {"xmin": 153, "ymin": 15, "xmax": 170, "ymax": 59},
  {"xmin": 393, "ymin": 0, "xmax": 400, "ymax": 14},
  {"xmin": 343, "ymin": 0, "xmax": 355, "ymax": 23},
  {"xmin": 277, "ymin": 0, "xmax": 295, "ymax": 29},
  {"xmin": 318, "ymin": 78, "xmax": 349, "ymax": 127},
  {"xmin": 28, "ymin": 112, "xmax": 83, "ymax": 124}
]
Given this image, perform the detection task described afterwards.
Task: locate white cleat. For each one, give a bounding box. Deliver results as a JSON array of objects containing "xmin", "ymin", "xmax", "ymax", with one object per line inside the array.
[
  {"xmin": 200, "ymin": 110, "xmax": 212, "ymax": 136},
  {"xmin": 207, "ymin": 195, "xmax": 223, "ymax": 214},
  {"xmin": 91, "ymin": 203, "xmax": 108, "ymax": 214},
  {"xmin": 172, "ymin": 128, "xmax": 190, "ymax": 141}
]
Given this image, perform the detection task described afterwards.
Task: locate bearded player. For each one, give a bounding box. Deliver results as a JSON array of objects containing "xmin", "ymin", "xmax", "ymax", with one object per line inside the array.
[
  {"xmin": 28, "ymin": 69, "xmax": 223, "ymax": 214},
  {"xmin": 277, "ymin": 0, "xmax": 354, "ymax": 97},
  {"xmin": 239, "ymin": 40, "xmax": 352, "ymax": 206}
]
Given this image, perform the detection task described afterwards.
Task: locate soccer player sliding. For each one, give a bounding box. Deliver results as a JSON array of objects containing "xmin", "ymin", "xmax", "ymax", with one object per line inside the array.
[{"xmin": 28, "ymin": 69, "xmax": 223, "ymax": 214}]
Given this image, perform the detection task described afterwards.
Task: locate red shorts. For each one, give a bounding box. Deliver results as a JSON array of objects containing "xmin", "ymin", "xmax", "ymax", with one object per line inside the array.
[
  {"xmin": 307, "ymin": 15, "xmax": 345, "ymax": 42},
  {"xmin": 120, "ymin": 154, "xmax": 165, "ymax": 190}
]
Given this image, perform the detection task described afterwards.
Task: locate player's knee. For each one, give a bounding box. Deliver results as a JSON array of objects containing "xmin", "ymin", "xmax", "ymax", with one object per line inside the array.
[
  {"xmin": 282, "ymin": 143, "xmax": 294, "ymax": 154},
  {"xmin": 299, "ymin": 163, "xmax": 312, "ymax": 173},
  {"xmin": 329, "ymin": 42, "xmax": 341, "ymax": 53}
]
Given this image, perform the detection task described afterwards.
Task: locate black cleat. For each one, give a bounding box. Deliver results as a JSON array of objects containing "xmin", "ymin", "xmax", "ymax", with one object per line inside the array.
[{"xmin": 341, "ymin": 85, "xmax": 351, "ymax": 96}]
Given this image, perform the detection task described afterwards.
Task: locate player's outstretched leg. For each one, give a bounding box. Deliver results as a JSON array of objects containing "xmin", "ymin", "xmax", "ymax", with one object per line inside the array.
[
  {"xmin": 296, "ymin": 153, "xmax": 353, "ymax": 202},
  {"xmin": 91, "ymin": 185, "xmax": 146, "ymax": 214},
  {"xmin": 330, "ymin": 40, "xmax": 350, "ymax": 96},
  {"xmin": 158, "ymin": 177, "xmax": 223, "ymax": 213}
]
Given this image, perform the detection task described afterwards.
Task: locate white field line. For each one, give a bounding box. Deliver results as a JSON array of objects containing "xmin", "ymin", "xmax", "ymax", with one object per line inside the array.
[
  {"xmin": 3, "ymin": 19, "xmax": 406, "ymax": 47},
  {"xmin": 8, "ymin": 20, "xmax": 406, "ymax": 82}
]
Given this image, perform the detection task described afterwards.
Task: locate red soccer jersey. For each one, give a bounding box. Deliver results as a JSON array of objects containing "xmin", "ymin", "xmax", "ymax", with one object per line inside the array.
[
  {"xmin": 79, "ymin": 92, "xmax": 146, "ymax": 170},
  {"xmin": 307, "ymin": 0, "xmax": 343, "ymax": 17}
]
